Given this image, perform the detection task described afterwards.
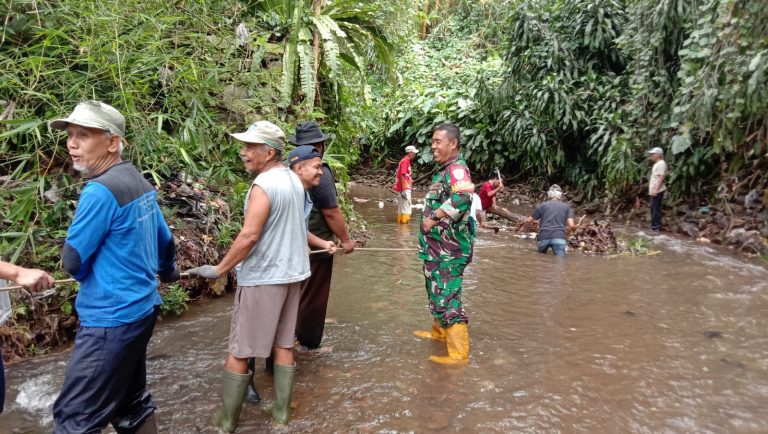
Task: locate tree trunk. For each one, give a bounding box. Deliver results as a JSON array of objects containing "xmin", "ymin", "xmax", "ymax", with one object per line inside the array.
[
  {"xmin": 421, "ymin": 0, "xmax": 430, "ymax": 39},
  {"xmin": 312, "ymin": 0, "xmax": 326, "ymax": 108}
]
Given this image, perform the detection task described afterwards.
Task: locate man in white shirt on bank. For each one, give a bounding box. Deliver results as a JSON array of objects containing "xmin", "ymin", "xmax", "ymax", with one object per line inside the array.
[{"xmin": 648, "ymin": 147, "xmax": 667, "ymax": 232}]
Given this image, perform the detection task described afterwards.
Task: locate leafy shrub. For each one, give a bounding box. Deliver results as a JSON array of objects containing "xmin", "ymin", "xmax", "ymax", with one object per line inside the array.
[{"xmin": 160, "ymin": 284, "xmax": 190, "ymax": 317}]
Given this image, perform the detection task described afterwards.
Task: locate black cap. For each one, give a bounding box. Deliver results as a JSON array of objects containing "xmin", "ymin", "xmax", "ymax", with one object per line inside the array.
[{"xmin": 289, "ymin": 121, "xmax": 330, "ymax": 146}]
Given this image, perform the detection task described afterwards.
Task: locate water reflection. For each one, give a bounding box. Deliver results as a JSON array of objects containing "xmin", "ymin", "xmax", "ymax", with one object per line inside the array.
[{"xmin": 3, "ymin": 184, "xmax": 768, "ymax": 433}]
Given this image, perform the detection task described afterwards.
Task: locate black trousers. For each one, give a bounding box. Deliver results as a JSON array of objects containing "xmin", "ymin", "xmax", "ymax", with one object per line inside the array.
[
  {"xmin": 650, "ymin": 191, "xmax": 664, "ymax": 231},
  {"xmin": 53, "ymin": 309, "xmax": 157, "ymax": 434},
  {"xmin": 296, "ymin": 255, "xmax": 334, "ymax": 349}
]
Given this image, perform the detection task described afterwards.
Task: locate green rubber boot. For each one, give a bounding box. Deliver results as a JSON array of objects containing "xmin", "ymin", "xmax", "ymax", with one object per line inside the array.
[
  {"xmin": 216, "ymin": 370, "xmax": 250, "ymax": 433},
  {"xmin": 271, "ymin": 363, "xmax": 296, "ymax": 424}
]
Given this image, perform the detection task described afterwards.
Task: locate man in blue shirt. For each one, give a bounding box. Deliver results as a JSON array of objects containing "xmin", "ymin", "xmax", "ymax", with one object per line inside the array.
[{"xmin": 49, "ymin": 101, "xmax": 178, "ymax": 434}]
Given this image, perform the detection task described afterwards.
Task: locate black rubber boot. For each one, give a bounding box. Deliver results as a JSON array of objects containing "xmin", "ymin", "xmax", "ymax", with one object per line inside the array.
[{"xmin": 245, "ymin": 360, "xmax": 261, "ymax": 404}]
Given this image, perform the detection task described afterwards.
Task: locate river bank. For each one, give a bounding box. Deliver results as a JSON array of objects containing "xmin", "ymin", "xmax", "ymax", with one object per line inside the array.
[{"xmin": 350, "ymin": 165, "xmax": 768, "ymax": 259}]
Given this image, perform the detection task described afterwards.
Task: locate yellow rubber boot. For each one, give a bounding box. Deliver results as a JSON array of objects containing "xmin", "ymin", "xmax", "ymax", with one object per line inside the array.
[
  {"xmin": 413, "ymin": 320, "xmax": 446, "ymax": 341},
  {"xmin": 396, "ymin": 214, "xmax": 402, "ymax": 223},
  {"xmin": 402, "ymin": 214, "xmax": 411, "ymax": 224},
  {"xmin": 429, "ymin": 323, "xmax": 469, "ymax": 365}
]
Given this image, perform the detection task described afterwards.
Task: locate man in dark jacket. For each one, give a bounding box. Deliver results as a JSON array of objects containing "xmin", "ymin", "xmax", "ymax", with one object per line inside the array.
[{"xmin": 291, "ymin": 121, "xmax": 355, "ymax": 350}]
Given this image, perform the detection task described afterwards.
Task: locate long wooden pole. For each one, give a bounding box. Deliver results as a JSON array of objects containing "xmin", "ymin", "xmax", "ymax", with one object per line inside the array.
[{"xmin": 0, "ymin": 245, "xmax": 517, "ymax": 292}]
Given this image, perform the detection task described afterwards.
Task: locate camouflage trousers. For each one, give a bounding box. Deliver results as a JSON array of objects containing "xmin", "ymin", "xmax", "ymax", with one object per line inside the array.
[{"xmin": 423, "ymin": 261, "xmax": 469, "ymax": 327}]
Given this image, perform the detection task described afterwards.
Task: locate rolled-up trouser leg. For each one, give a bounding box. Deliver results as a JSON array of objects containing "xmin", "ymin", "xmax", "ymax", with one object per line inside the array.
[
  {"xmin": 423, "ymin": 261, "xmax": 468, "ymax": 328},
  {"xmin": 296, "ymin": 255, "xmax": 334, "ymax": 349}
]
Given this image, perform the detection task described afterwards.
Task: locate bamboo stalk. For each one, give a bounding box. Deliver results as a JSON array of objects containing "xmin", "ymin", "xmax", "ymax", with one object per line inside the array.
[{"xmin": 1, "ymin": 245, "xmax": 520, "ymax": 292}]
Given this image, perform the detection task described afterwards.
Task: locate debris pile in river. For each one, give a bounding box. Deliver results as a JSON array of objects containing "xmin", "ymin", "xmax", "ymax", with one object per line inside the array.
[
  {"xmin": 510, "ymin": 218, "xmax": 624, "ymax": 255},
  {"xmin": 0, "ymin": 289, "xmax": 77, "ymax": 362},
  {"xmin": 513, "ymin": 219, "xmax": 539, "ymax": 235},
  {"xmin": 159, "ymin": 176, "xmax": 234, "ymax": 297},
  {"xmin": 567, "ymin": 220, "xmax": 620, "ymax": 254}
]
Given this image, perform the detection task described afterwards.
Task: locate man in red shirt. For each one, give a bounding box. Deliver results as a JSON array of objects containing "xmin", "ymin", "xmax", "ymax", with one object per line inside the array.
[
  {"xmin": 394, "ymin": 145, "xmax": 418, "ymax": 223},
  {"xmin": 477, "ymin": 177, "xmax": 521, "ymax": 226}
]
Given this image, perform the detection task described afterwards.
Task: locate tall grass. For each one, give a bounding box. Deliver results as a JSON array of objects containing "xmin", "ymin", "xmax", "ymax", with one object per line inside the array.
[{"xmin": 0, "ymin": 0, "xmax": 293, "ymax": 265}]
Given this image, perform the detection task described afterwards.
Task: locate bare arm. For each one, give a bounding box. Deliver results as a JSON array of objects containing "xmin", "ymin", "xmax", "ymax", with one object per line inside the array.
[
  {"xmin": 321, "ymin": 207, "xmax": 355, "ymax": 253},
  {"xmin": 215, "ymin": 186, "xmax": 270, "ymax": 275},
  {"xmin": 308, "ymin": 232, "xmax": 338, "ymax": 254},
  {"xmin": 0, "ymin": 261, "xmax": 54, "ymax": 291}
]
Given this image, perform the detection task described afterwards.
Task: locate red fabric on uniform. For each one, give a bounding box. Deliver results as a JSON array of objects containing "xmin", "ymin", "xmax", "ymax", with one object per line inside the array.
[
  {"xmin": 478, "ymin": 181, "xmax": 493, "ymax": 210},
  {"xmin": 393, "ymin": 156, "xmax": 412, "ymax": 192}
]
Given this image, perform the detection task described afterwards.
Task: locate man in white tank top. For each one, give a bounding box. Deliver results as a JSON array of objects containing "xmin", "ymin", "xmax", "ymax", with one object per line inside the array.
[{"xmin": 186, "ymin": 121, "xmax": 309, "ymax": 431}]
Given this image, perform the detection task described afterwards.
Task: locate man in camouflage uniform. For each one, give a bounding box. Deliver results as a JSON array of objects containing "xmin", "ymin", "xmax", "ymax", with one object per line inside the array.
[{"xmin": 413, "ymin": 123, "xmax": 475, "ymax": 364}]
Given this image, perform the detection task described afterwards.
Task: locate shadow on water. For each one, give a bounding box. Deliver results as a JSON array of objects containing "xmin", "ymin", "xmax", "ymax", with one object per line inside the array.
[{"xmin": 3, "ymin": 184, "xmax": 768, "ymax": 433}]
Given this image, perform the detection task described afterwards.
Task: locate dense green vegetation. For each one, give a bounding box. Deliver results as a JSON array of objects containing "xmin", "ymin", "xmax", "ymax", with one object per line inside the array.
[
  {"xmin": 0, "ymin": 0, "xmax": 408, "ymax": 354},
  {"xmin": 0, "ymin": 0, "xmax": 403, "ymax": 264},
  {"xmin": 374, "ymin": 0, "xmax": 767, "ymax": 203}
]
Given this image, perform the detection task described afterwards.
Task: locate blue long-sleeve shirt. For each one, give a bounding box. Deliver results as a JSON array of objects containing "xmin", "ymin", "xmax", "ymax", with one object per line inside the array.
[{"xmin": 63, "ymin": 161, "xmax": 176, "ymax": 327}]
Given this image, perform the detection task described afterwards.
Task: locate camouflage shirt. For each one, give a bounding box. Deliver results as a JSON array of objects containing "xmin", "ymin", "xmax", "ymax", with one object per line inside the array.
[{"xmin": 418, "ymin": 155, "xmax": 475, "ymax": 264}]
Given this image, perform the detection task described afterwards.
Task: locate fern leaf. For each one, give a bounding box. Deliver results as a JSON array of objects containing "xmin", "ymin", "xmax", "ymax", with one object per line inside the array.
[
  {"xmin": 297, "ymin": 40, "xmax": 315, "ymax": 105},
  {"xmin": 280, "ymin": 41, "xmax": 297, "ymax": 107}
]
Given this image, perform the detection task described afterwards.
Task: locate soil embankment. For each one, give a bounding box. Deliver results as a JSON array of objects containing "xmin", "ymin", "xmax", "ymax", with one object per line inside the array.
[{"xmin": 1, "ymin": 177, "xmax": 233, "ymax": 363}]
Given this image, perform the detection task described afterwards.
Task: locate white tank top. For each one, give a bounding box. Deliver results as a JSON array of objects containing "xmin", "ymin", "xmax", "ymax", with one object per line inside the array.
[{"xmin": 236, "ymin": 167, "xmax": 310, "ymax": 286}]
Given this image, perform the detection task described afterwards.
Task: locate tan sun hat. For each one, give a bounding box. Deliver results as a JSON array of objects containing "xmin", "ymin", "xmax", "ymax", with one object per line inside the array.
[
  {"xmin": 49, "ymin": 101, "xmax": 126, "ymax": 136},
  {"xmin": 230, "ymin": 121, "xmax": 286, "ymax": 151}
]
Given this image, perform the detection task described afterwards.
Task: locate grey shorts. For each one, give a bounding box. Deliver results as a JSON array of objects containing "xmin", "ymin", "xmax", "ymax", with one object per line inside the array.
[{"xmin": 228, "ymin": 282, "xmax": 302, "ymax": 358}]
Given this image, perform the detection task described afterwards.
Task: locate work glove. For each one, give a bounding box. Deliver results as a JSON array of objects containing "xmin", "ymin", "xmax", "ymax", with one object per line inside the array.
[
  {"xmin": 158, "ymin": 267, "xmax": 180, "ymax": 283},
  {"xmin": 186, "ymin": 264, "xmax": 220, "ymax": 280}
]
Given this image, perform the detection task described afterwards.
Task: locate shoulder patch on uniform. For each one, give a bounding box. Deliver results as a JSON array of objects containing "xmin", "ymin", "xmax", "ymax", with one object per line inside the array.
[{"xmin": 448, "ymin": 165, "xmax": 473, "ymax": 193}]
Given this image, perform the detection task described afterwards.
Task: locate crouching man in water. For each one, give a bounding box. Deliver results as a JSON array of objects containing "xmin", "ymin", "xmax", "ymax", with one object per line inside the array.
[
  {"xmin": 527, "ymin": 184, "xmax": 575, "ymax": 257},
  {"xmin": 50, "ymin": 101, "xmax": 179, "ymax": 433},
  {"xmin": 413, "ymin": 123, "xmax": 475, "ymax": 364},
  {"xmin": 186, "ymin": 121, "xmax": 309, "ymax": 431}
]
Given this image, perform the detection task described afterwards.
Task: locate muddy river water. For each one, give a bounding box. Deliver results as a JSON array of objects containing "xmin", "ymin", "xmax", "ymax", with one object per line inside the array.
[{"xmin": 3, "ymin": 185, "xmax": 768, "ymax": 433}]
